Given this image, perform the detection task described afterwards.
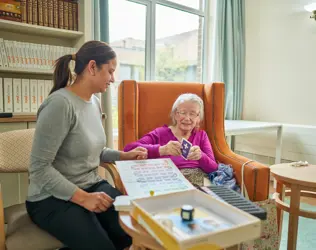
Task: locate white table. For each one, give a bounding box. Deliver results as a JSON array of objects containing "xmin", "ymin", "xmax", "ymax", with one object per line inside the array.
[{"xmin": 225, "ymin": 120, "xmax": 283, "ymax": 165}]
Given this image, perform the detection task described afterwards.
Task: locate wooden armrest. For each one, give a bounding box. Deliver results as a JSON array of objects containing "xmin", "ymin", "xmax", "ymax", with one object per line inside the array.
[
  {"xmin": 0, "ymin": 184, "xmax": 6, "ymax": 250},
  {"xmin": 100, "ymin": 162, "xmax": 126, "ymax": 195},
  {"xmin": 216, "ymin": 151, "xmax": 270, "ymax": 201}
]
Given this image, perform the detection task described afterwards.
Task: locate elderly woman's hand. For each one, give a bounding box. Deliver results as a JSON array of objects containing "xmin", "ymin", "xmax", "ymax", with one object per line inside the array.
[
  {"xmin": 121, "ymin": 147, "xmax": 148, "ymax": 160},
  {"xmin": 159, "ymin": 141, "xmax": 182, "ymax": 156},
  {"xmin": 187, "ymin": 146, "xmax": 202, "ymax": 160}
]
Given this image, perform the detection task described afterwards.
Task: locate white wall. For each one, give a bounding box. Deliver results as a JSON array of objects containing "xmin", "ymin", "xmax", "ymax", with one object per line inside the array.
[
  {"xmin": 244, "ymin": 0, "xmax": 316, "ymax": 124},
  {"xmin": 237, "ymin": 0, "xmax": 316, "ymax": 164}
]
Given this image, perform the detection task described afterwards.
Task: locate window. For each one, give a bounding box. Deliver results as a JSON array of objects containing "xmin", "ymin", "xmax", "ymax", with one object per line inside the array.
[
  {"xmin": 109, "ymin": 0, "xmax": 209, "ymax": 149},
  {"xmin": 109, "ymin": 0, "xmax": 146, "ymax": 149},
  {"xmin": 156, "ymin": 5, "xmax": 203, "ymax": 82},
  {"xmin": 109, "ymin": 0, "xmax": 146, "ymax": 83},
  {"xmin": 166, "ymin": 0, "xmax": 205, "ymax": 11}
]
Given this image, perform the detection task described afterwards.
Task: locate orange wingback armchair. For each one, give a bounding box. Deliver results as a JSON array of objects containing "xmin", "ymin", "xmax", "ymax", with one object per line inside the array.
[{"xmin": 117, "ymin": 80, "xmax": 270, "ymax": 201}]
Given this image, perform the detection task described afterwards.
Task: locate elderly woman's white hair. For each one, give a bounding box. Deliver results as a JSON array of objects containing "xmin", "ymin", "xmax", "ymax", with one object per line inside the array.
[{"xmin": 170, "ymin": 93, "xmax": 204, "ymax": 125}]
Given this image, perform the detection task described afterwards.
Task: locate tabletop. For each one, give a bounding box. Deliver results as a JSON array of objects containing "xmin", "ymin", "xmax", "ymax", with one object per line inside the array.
[
  {"xmin": 270, "ymin": 163, "xmax": 316, "ymax": 188},
  {"xmin": 225, "ymin": 120, "xmax": 282, "ymax": 136}
]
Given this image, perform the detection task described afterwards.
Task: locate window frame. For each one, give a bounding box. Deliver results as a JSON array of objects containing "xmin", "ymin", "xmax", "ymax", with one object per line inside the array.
[{"xmin": 127, "ymin": 0, "xmax": 210, "ymax": 83}]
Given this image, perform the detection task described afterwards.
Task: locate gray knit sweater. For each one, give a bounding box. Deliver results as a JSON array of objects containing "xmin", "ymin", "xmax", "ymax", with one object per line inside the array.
[{"xmin": 27, "ymin": 88, "xmax": 120, "ymax": 202}]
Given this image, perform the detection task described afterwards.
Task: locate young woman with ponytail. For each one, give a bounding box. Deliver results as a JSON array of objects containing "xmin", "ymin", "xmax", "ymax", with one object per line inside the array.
[{"xmin": 25, "ymin": 41, "xmax": 147, "ymax": 250}]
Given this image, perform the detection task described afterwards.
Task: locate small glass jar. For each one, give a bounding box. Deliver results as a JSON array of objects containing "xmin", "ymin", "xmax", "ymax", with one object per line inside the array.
[{"xmin": 181, "ymin": 205, "xmax": 194, "ymax": 221}]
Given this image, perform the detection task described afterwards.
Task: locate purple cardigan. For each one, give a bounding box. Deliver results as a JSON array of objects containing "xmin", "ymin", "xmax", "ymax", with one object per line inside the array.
[{"xmin": 123, "ymin": 125, "xmax": 218, "ymax": 174}]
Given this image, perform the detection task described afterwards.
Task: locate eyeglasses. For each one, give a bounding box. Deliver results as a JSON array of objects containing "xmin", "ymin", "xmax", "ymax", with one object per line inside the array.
[{"xmin": 177, "ymin": 111, "xmax": 199, "ymax": 119}]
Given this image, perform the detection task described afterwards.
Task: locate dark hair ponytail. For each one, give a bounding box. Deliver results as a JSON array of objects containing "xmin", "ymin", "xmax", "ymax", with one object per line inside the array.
[
  {"xmin": 50, "ymin": 54, "xmax": 73, "ymax": 94},
  {"xmin": 50, "ymin": 40, "xmax": 116, "ymax": 95}
]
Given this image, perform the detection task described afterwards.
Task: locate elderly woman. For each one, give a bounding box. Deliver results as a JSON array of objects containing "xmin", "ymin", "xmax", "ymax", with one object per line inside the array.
[{"xmin": 123, "ymin": 93, "xmax": 218, "ymax": 186}]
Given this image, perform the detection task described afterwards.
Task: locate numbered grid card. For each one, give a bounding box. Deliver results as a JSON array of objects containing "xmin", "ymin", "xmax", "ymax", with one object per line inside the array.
[
  {"xmin": 181, "ymin": 138, "xmax": 192, "ymax": 160},
  {"xmin": 115, "ymin": 158, "xmax": 195, "ymax": 199}
]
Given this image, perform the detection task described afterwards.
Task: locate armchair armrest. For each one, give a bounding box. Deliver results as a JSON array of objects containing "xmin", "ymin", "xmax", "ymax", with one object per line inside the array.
[
  {"xmin": 217, "ymin": 151, "xmax": 270, "ymax": 201},
  {"xmin": 204, "ymin": 83, "xmax": 270, "ymax": 201},
  {"xmin": 100, "ymin": 162, "xmax": 126, "ymax": 195},
  {"xmin": 0, "ymin": 185, "xmax": 6, "ymax": 250}
]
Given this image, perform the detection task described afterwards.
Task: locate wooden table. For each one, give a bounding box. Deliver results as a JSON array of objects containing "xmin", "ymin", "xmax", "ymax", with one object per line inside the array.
[
  {"xmin": 119, "ymin": 212, "xmax": 239, "ymax": 250},
  {"xmin": 271, "ymin": 163, "xmax": 316, "ymax": 250},
  {"xmin": 119, "ymin": 212, "xmax": 164, "ymax": 250}
]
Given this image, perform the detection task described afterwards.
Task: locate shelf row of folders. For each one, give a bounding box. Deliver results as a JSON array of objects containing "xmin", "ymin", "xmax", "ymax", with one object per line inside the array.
[
  {"xmin": 0, "ymin": 38, "xmax": 76, "ymax": 70},
  {"xmin": 0, "ymin": 77, "xmax": 53, "ymax": 114}
]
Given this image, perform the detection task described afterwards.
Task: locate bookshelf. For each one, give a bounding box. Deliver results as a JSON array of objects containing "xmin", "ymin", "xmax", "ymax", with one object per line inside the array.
[
  {"xmin": 0, "ymin": 113, "xmax": 106, "ymax": 123},
  {"xmin": 0, "ymin": 115, "xmax": 37, "ymax": 123},
  {"xmin": 0, "ymin": 19, "xmax": 84, "ymax": 40},
  {"xmin": 0, "ymin": 0, "xmax": 94, "ymax": 130},
  {"xmin": 0, "ymin": 67, "xmax": 53, "ymax": 75}
]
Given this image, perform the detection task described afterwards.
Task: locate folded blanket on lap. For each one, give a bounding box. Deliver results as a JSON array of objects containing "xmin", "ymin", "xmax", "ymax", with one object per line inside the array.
[{"xmin": 209, "ymin": 163, "xmax": 240, "ymax": 192}]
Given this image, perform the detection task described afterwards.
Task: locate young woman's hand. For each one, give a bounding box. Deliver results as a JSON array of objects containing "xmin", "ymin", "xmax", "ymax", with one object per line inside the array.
[
  {"xmin": 121, "ymin": 146, "xmax": 148, "ymax": 160},
  {"xmin": 159, "ymin": 141, "xmax": 182, "ymax": 156},
  {"xmin": 187, "ymin": 145, "xmax": 202, "ymax": 160},
  {"xmin": 82, "ymin": 192, "xmax": 114, "ymax": 213},
  {"xmin": 71, "ymin": 189, "xmax": 114, "ymax": 213}
]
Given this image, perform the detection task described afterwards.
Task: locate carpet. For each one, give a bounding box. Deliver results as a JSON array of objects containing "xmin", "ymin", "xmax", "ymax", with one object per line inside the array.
[{"xmin": 279, "ymin": 198, "xmax": 316, "ymax": 250}]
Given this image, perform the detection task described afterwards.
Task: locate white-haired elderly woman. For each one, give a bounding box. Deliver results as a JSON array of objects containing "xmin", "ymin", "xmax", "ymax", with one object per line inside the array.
[{"xmin": 124, "ymin": 93, "xmax": 218, "ymax": 186}]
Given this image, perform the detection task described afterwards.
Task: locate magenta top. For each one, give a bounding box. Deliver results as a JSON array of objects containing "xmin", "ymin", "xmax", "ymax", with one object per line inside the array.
[{"xmin": 123, "ymin": 125, "xmax": 218, "ymax": 174}]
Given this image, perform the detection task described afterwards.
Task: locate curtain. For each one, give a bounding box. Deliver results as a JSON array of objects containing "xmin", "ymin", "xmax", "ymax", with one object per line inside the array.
[
  {"xmin": 93, "ymin": 0, "xmax": 114, "ymax": 148},
  {"xmin": 211, "ymin": 0, "xmax": 245, "ymax": 120}
]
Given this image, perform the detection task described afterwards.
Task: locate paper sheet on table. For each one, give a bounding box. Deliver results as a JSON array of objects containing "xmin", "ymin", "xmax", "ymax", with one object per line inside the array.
[{"xmin": 115, "ymin": 158, "xmax": 195, "ymax": 198}]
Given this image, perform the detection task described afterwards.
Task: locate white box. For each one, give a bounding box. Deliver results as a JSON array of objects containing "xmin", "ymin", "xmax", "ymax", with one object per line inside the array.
[
  {"xmin": 44, "ymin": 80, "xmax": 52, "ymax": 98},
  {"xmin": 3, "ymin": 78, "xmax": 13, "ymax": 112},
  {"xmin": 22, "ymin": 79, "xmax": 30, "ymax": 113},
  {"xmin": 13, "ymin": 78, "xmax": 22, "ymax": 112},
  {"xmin": 37, "ymin": 79, "xmax": 45, "ymax": 107},
  {"xmin": 0, "ymin": 78, "xmax": 3, "ymax": 112},
  {"xmin": 30, "ymin": 79, "xmax": 38, "ymax": 112},
  {"xmin": 131, "ymin": 189, "xmax": 261, "ymax": 250}
]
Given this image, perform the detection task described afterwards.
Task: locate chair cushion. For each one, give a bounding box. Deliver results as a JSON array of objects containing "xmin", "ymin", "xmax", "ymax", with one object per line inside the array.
[{"xmin": 4, "ymin": 203, "xmax": 63, "ymax": 250}]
